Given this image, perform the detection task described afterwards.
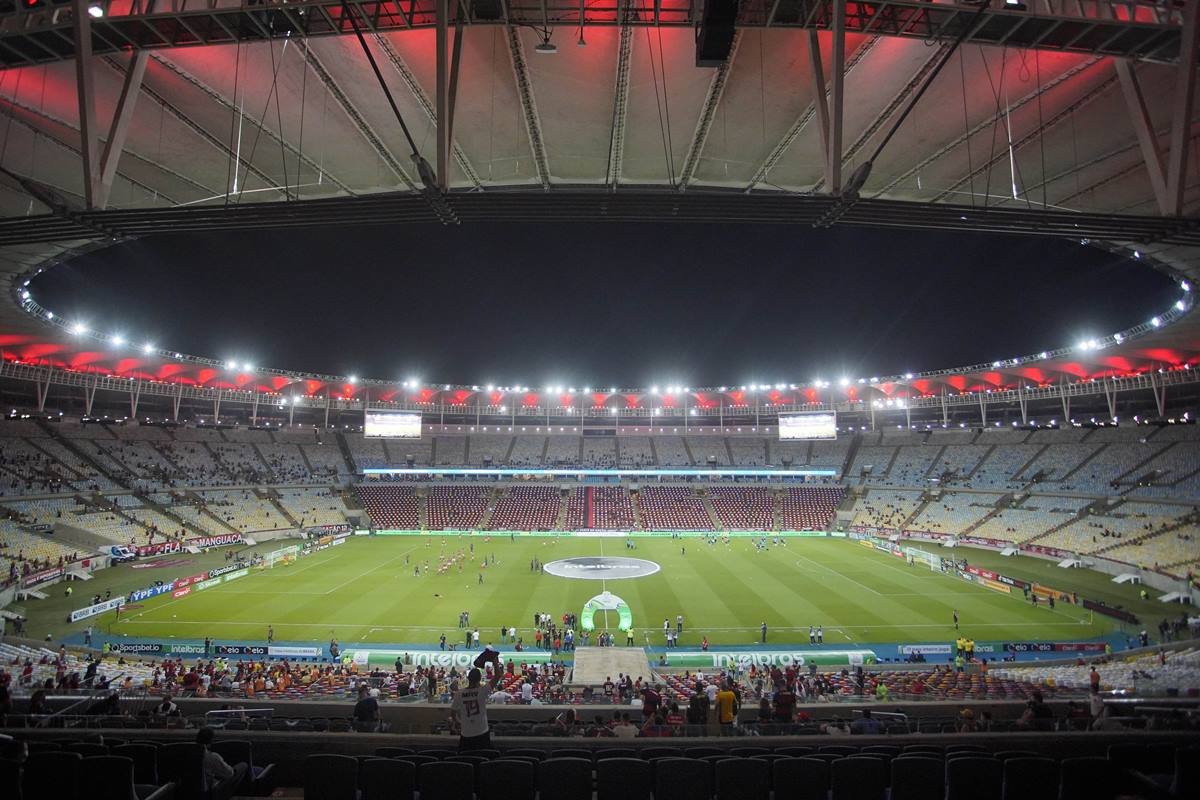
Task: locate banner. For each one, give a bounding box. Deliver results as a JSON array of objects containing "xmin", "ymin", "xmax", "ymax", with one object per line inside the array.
[
  {"xmin": 23, "ymin": 567, "xmax": 63, "ymax": 587},
  {"xmin": 194, "ymin": 576, "xmax": 223, "ymax": 591},
  {"xmin": 980, "ymin": 577, "xmax": 1012, "ymax": 594},
  {"xmin": 208, "ymin": 563, "xmax": 243, "ymax": 579},
  {"xmin": 188, "ymin": 533, "xmax": 243, "ymax": 549},
  {"xmin": 1032, "ymin": 582, "xmax": 1076, "ymax": 603},
  {"xmin": 135, "ymin": 541, "xmax": 183, "ymax": 557},
  {"xmin": 216, "ymin": 645, "xmax": 269, "ymax": 656},
  {"xmin": 346, "ymin": 648, "xmax": 556, "ymax": 669},
  {"xmin": 109, "ymin": 642, "xmax": 162, "ymax": 654},
  {"xmin": 306, "ymin": 523, "xmax": 351, "ymax": 536},
  {"xmin": 129, "ymin": 581, "xmax": 176, "ymax": 603},
  {"xmin": 174, "ymin": 571, "xmax": 209, "ymax": 589},
  {"xmin": 669, "ymin": 649, "xmax": 878, "ymax": 668},
  {"xmin": 172, "ymin": 587, "xmax": 191, "ymax": 598},
  {"xmin": 1082, "ymin": 598, "xmax": 1138, "ymax": 623},
  {"xmin": 70, "ymin": 596, "xmax": 125, "ymax": 622},
  {"xmin": 222, "ymin": 568, "xmax": 249, "ymax": 583},
  {"xmin": 1004, "ymin": 642, "xmax": 1107, "ymax": 654},
  {"xmin": 899, "ymin": 644, "xmax": 951, "ymax": 655},
  {"xmin": 268, "ymin": 646, "xmax": 323, "ymax": 658}
]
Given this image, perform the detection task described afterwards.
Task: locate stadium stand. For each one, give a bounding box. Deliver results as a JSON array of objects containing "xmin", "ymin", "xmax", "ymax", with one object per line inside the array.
[
  {"xmin": 637, "ymin": 486, "xmax": 713, "ymax": 530},
  {"xmin": 357, "ymin": 485, "xmax": 420, "ymax": 529},
  {"xmin": 274, "ymin": 488, "xmax": 349, "ymax": 529},
  {"xmin": 425, "ymin": 486, "xmax": 489, "ymax": 529},
  {"xmin": 487, "ymin": 486, "xmax": 562, "ymax": 530},
  {"xmin": 708, "ymin": 486, "xmax": 774, "ymax": 529},
  {"xmin": 780, "ymin": 486, "xmax": 845, "ymax": 530}
]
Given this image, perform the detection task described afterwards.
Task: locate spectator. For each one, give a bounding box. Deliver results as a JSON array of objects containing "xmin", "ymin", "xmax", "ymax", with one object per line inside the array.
[
  {"xmin": 352, "ymin": 685, "xmax": 380, "ymax": 731},
  {"xmin": 612, "ymin": 712, "xmax": 638, "ymax": 738},
  {"xmin": 153, "ymin": 694, "xmax": 180, "ymax": 718},
  {"xmin": 449, "ymin": 667, "xmax": 496, "ymax": 752},
  {"xmin": 196, "ymin": 727, "xmax": 247, "ymax": 797},
  {"xmin": 850, "ymin": 708, "xmax": 883, "ymax": 735}
]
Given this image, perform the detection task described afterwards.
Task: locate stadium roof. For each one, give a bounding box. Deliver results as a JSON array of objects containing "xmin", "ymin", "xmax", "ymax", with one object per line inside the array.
[{"xmin": 0, "ymin": 1, "xmax": 1198, "ymax": 403}]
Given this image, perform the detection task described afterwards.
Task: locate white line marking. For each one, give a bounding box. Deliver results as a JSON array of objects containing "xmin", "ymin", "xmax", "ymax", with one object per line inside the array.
[{"xmin": 793, "ymin": 552, "xmax": 882, "ymax": 596}]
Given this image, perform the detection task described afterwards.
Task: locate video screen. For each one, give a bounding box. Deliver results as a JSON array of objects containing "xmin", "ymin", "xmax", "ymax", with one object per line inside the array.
[
  {"xmin": 778, "ymin": 412, "xmax": 837, "ymax": 440},
  {"xmin": 364, "ymin": 411, "xmax": 422, "ymax": 439}
]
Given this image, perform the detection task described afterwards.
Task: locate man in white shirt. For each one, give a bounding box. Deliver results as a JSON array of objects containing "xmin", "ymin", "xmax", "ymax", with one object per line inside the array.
[
  {"xmin": 450, "ymin": 667, "xmax": 497, "ymax": 752},
  {"xmin": 520, "ymin": 679, "xmax": 534, "ymax": 703},
  {"xmin": 612, "ymin": 713, "xmax": 639, "ymax": 738},
  {"xmin": 705, "ymin": 682, "xmax": 719, "ymax": 703},
  {"xmin": 196, "ymin": 727, "xmax": 247, "ymax": 796}
]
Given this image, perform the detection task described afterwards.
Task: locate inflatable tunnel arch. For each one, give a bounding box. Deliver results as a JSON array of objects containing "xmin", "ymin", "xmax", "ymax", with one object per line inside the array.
[{"xmin": 580, "ymin": 591, "xmax": 633, "ymax": 632}]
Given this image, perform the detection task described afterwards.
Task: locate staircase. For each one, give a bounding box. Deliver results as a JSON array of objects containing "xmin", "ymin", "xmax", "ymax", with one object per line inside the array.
[
  {"xmin": 1058, "ymin": 443, "xmax": 1107, "ymax": 482},
  {"xmin": 920, "ymin": 445, "xmax": 948, "ymax": 480},
  {"xmin": 333, "ymin": 432, "xmax": 358, "ymax": 475},
  {"xmin": 631, "ymin": 490, "xmax": 647, "ymax": 530},
  {"xmin": 1021, "ymin": 502, "xmax": 1098, "ymax": 546},
  {"xmin": 840, "ymin": 433, "xmax": 863, "ymax": 479},
  {"xmin": 417, "ymin": 488, "xmax": 429, "ymax": 529},
  {"xmin": 555, "ymin": 489, "xmax": 572, "ymax": 530},
  {"xmin": 248, "ymin": 443, "xmax": 274, "ymax": 474},
  {"xmin": 648, "ymin": 438, "xmax": 659, "ymax": 467},
  {"xmin": 1113, "ymin": 442, "xmax": 1174, "ymax": 486},
  {"xmin": 295, "ymin": 445, "xmax": 316, "ymax": 473},
  {"xmin": 771, "ymin": 489, "xmax": 784, "ymax": 531},
  {"xmin": 38, "ymin": 425, "xmax": 131, "ymax": 490},
  {"xmin": 964, "ymin": 444, "xmax": 996, "ymax": 479},
  {"xmin": 700, "ymin": 489, "xmax": 722, "ymax": 530},
  {"xmin": 900, "ymin": 496, "xmax": 934, "ymax": 531},
  {"xmin": 263, "ymin": 489, "xmax": 302, "ymax": 529},
  {"xmin": 138, "ymin": 492, "xmax": 207, "ymax": 537},
  {"xmin": 723, "ymin": 437, "xmax": 736, "ymax": 466},
  {"xmin": 476, "ymin": 488, "xmax": 500, "ymax": 529},
  {"xmin": 183, "ymin": 491, "xmax": 244, "ymax": 535},
  {"xmin": 681, "ymin": 437, "xmax": 696, "ymax": 466},
  {"xmin": 1090, "ymin": 510, "xmax": 1195, "ymax": 557}
]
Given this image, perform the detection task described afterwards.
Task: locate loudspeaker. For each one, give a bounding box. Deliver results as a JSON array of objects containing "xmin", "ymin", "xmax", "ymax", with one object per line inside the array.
[
  {"xmin": 695, "ymin": 0, "xmax": 738, "ymax": 67},
  {"xmin": 473, "ymin": 0, "xmax": 503, "ymax": 21}
]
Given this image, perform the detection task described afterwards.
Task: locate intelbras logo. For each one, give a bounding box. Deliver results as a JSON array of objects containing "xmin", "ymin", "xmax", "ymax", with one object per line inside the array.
[{"xmin": 542, "ymin": 557, "xmax": 661, "ymax": 580}]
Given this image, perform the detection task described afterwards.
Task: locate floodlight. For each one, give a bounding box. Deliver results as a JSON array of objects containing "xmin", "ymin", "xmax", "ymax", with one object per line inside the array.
[
  {"xmin": 839, "ymin": 378, "xmax": 849, "ymax": 387},
  {"xmin": 71, "ymin": 322, "xmax": 88, "ymax": 335},
  {"xmin": 88, "ymin": 3, "xmax": 104, "ymax": 18},
  {"xmin": 1177, "ymin": 301, "xmax": 1186, "ymax": 311},
  {"xmin": 142, "ymin": 343, "xmax": 154, "ymax": 354},
  {"xmin": 1151, "ymin": 316, "xmax": 1161, "ymax": 327},
  {"xmin": 349, "ymin": 375, "xmax": 358, "ymax": 384},
  {"xmin": 1183, "ymin": 281, "xmax": 1191, "ymax": 293},
  {"xmin": 110, "ymin": 335, "xmax": 124, "ymax": 346},
  {"xmin": 245, "ymin": 364, "xmax": 254, "ymax": 372}
]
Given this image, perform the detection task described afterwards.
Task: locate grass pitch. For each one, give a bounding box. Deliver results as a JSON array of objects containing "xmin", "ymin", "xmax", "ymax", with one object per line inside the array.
[{"xmin": 48, "ymin": 535, "xmax": 1168, "ymax": 650}]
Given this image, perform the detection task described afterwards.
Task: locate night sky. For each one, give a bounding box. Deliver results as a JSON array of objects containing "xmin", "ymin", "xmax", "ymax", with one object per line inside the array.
[{"xmin": 30, "ymin": 223, "xmax": 1179, "ymax": 387}]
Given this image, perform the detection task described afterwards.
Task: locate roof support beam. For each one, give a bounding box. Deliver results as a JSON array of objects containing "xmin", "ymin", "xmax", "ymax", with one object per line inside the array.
[
  {"xmin": 747, "ymin": 36, "xmax": 877, "ymax": 192},
  {"xmin": 1115, "ymin": 60, "xmax": 1170, "ymax": 216},
  {"xmin": 808, "ymin": 28, "xmax": 831, "ymax": 190},
  {"xmin": 1165, "ymin": 0, "xmax": 1199, "ymax": 216},
  {"xmin": 811, "ymin": 42, "xmax": 951, "ymax": 194},
  {"xmin": 436, "ymin": 0, "xmax": 451, "ymax": 191},
  {"xmin": 505, "ymin": 25, "xmax": 551, "ymax": 188},
  {"xmin": 606, "ymin": 21, "xmax": 634, "ymax": 187},
  {"xmin": 827, "ymin": 0, "xmax": 847, "ymax": 196},
  {"xmin": 678, "ymin": 31, "xmax": 741, "ymax": 189},
  {"xmin": 96, "ymin": 50, "xmax": 149, "ymax": 210},
  {"xmin": 372, "ymin": 35, "xmax": 482, "ymax": 188},
  {"xmin": 72, "ymin": 0, "xmax": 102, "ymax": 209}
]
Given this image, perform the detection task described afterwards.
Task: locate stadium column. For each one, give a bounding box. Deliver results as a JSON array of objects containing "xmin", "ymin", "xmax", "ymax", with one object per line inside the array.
[
  {"xmin": 1018, "ymin": 380, "xmax": 1028, "ymax": 426},
  {"xmin": 1165, "ymin": 0, "xmax": 1199, "ymax": 216},
  {"xmin": 130, "ymin": 383, "xmax": 141, "ymax": 420},
  {"xmin": 977, "ymin": 392, "xmax": 986, "ymax": 427},
  {"xmin": 71, "ymin": 0, "xmax": 102, "ymax": 209},
  {"xmin": 827, "ymin": 0, "xmax": 847, "ymax": 196},
  {"xmin": 940, "ymin": 387, "xmax": 949, "ymax": 428},
  {"xmin": 251, "ymin": 393, "xmax": 259, "ymax": 426}
]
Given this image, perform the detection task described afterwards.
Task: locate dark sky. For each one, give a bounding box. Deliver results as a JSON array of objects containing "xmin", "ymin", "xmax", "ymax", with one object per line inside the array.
[{"xmin": 31, "ymin": 223, "xmax": 1179, "ymax": 387}]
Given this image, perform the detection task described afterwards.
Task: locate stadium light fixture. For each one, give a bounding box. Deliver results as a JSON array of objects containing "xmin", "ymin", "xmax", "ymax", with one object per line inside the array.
[
  {"xmin": 839, "ymin": 378, "xmax": 849, "ymax": 387},
  {"xmin": 349, "ymin": 375, "xmax": 358, "ymax": 384},
  {"xmin": 110, "ymin": 335, "xmax": 124, "ymax": 346},
  {"xmin": 1151, "ymin": 317, "xmax": 1162, "ymax": 327},
  {"xmin": 88, "ymin": 3, "xmax": 104, "ymax": 18},
  {"xmin": 651, "ymin": 386, "xmax": 659, "ymax": 394},
  {"xmin": 486, "ymin": 384, "xmax": 494, "ymax": 392},
  {"xmin": 46, "ymin": 312, "xmax": 53, "ymax": 319},
  {"xmin": 71, "ymin": 322, "xmax": 88, "ymax": 335},
  {"xmin": 1182, "ymin": 281, "xmax": 1191, "ymax": 293},
  {"xmin": 142, "ymin": 343, "xmax": 154, "ymax": 354},
  {"xmin": 903, "ymin": 373, "xmax": 913, "ymax": 380},
  {"xmin": 245, "ymin": 364, "xmax": 254, "ymax": 372},
  {"xmin": 1177, "ymin": 301, "xmax": 1187, "ymax": 311}
]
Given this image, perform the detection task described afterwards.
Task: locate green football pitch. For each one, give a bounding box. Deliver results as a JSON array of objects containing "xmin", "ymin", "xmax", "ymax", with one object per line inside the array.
[{"xmin": 38, "ymin": 535, "xmax": 1169, "ymax": 649}]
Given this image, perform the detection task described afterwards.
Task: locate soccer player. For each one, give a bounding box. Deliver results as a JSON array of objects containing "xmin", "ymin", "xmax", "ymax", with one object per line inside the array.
[
  {"xmin": 449, "ymin": 666, "xmax": 498, "ymax": 752},
  {"xmin": 816, "ymin": 626, "xmax": 823, "ymax": 644},
  {"xmin": 267, "ymin": 625, "xmax": 274, "ymax": 644},
  {"xmin": 953, "ymin": 609, "xmax": 959, "ymax": 630}
]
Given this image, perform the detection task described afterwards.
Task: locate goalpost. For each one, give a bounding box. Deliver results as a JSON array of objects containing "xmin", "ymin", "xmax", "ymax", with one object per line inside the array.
[{"xmin": 903, "ymin": 546, "xmax": 942, "ymax": 573}]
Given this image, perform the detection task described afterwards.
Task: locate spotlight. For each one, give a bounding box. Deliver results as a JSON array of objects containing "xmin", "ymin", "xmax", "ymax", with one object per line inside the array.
[{"xmin": 87, "ymin": 3, "xmax": 104, "ymax": 18}]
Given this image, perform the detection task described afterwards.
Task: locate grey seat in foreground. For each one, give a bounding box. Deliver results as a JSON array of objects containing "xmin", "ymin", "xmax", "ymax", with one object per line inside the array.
[
  {"xmin": 479, "ymin": 759, "xmax": 536, "ymax": 800},
  {"xmin": 947, "ymin": 757, "xmax": 1003, "ymax": 800},
  {"xmin": 832, "ymin": 755, "xmax": 886, "ymax": 800},
  {"xmin": 889, "ymin": 756, "xmax": 944, "ymax": 800},
  {"xmin": 1002, "ymin": 757, "xmax": 1059, "ymax": 800},
  {"xmin": 23, "ymin": 750, "xmax": 82, "ymax": 800},
  {"xmin": 654, "ymin": 758, "xmax": 713, "ymax": 800},
  {"xmin": 715, "ymin": 757, "xmax": 769, "ymax": 800},
  {"xmin": 772, "ymin": 757, "xmax": 829, "ymax": 800},
  {"xmin": 360, "ymin": 757, "xmax": 416, "ymax": 800},
  {"xmin": 82, "ymin": 755, "xmax": 173, "ymax": 800},
  {"xmin": 597, "ymin": 757, "xmax": 651, "ymax": 800},
  {"xmin": 536, "ymin": 757, "xmax": 592, "ymax": 800},
  {"xmin": 303, "ymin": 754, "xmax": 358, "ymax": 800},
  {"xmin": 419, "ymin": 760, "xmax": 476, "ymax": 800}
]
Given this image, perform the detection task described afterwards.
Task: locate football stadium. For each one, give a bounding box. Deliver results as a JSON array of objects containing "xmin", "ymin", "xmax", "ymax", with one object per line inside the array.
[{"xmin": 1, "ymin": 0, "xmax": 1200, "ymax": 797}]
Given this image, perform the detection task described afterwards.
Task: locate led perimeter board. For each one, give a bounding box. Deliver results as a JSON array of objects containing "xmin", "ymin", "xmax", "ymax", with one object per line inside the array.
[
  {"xmin": 778, "ymin": 412, "xmax": 837, "ymax": 440},
  {"xmin": 364, "ymin": 411, "xmax": 422, "ymax": 439}
]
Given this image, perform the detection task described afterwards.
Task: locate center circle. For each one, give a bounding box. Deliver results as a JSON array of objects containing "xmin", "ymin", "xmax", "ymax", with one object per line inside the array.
[{"xmin": 542, "ymin": 557, "xmax": 661, "ymax": 580}]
